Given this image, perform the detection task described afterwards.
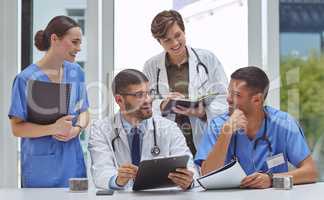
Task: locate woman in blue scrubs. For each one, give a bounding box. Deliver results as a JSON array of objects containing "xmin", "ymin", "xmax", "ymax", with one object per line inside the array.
[{"xmin": 8, "ymin": 16, "xmax": 90, "ymax": 187}]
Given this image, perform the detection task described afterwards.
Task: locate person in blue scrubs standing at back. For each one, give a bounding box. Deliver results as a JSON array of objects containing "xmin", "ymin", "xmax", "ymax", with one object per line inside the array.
[
  {"xmin": 8, "ymin": 16, "xmax": 90, "ymax": 187},
  {"xmin": 195, "ymin": 66, "xmax": 318, "ymax": 188}
]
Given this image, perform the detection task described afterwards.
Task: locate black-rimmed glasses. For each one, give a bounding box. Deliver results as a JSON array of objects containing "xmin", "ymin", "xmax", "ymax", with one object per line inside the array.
[{"xmin": 119, "ymin": 89, "xmax": 157, "ymax": 99}]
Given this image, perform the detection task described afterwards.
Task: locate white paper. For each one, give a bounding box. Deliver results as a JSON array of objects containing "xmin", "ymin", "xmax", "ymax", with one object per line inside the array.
[{"xmin": 197, "ymin": 160, "xmax": 246, "ymax": 189}]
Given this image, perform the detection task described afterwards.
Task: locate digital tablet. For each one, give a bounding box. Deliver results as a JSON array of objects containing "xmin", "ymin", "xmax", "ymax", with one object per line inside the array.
[{"xmin": 132, "ymin": 155, "xmax": 189, "ymax": 191}]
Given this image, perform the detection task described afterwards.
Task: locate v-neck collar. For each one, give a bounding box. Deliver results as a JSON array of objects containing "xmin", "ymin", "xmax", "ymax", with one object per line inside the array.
[{"xmin": 33, "ymin": 62, "xmax": 66, "ymax": 83}]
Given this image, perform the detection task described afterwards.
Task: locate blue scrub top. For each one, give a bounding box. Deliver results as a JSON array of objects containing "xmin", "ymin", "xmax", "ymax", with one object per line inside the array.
[
  {"xmin": 8, "ymin": 61, "xmax": 89, "ymax": 187},
  {"xmin": 194, "ymin": 106, "xmax": 310, "ymax": 175}
]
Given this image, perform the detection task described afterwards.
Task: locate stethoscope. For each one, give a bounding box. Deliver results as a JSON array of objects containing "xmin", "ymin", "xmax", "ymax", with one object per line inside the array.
[
  {"xmin": 155, "ymin": 48, "xmax": 209, "ymax": 98},
  {"xmin": 232, "ymin": 113, "xmax": 273, "ymax": 161},
  {"xmin": 111, "ymin": 114, "xmax": 161, "ymax": 157}
]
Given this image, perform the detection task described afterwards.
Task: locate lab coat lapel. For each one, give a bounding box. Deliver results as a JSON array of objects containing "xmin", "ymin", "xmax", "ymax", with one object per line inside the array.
[
  {"xmin": 141, "ymin": 117, "xmax": 154, "ymax": 160},
  {"xmin": 187, "ymin": 46, "xmax": 199, "ymax": 99},
  {"xmin": 115, "ymin": 113, "xmax": 132, "ymax": 162},
  {"xmin": 157, "ymin": 52, "xmax": 170, "ymax": 97}
]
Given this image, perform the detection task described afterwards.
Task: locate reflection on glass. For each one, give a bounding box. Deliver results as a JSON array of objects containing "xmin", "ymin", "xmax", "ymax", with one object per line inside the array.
[{"xmin": 280, "ymin": 1, "xmax": 324, "ymax": 182}]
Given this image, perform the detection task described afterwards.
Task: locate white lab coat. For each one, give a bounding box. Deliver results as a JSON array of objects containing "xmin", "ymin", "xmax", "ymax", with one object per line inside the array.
[
  {"xmin": 88, "ymin": 112, "xmax": 198, "ymax": 190},
  {"xmin": 143, "ymin": 47, "xmax": 228, "ymax": 148}
]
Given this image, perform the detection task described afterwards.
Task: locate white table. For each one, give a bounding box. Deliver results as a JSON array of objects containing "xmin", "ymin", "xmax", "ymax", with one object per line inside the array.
[{"xmin": 1, "ymin": 183, "xmax": 323, "ymax": 200}]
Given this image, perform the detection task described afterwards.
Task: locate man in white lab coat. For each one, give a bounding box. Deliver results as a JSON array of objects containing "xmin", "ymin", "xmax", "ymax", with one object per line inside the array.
[
  {"xmin": 88, "ymin": 69, "xmax": 197, "ymax": 190},
  {"xmin": 143, "ymin": 10, "xmax": 228, "ymax": 155}
]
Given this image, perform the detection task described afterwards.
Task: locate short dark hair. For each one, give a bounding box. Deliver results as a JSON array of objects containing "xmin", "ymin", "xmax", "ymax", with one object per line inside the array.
[
  {"xmin": 151, "ymin": 10, "xmax": 185, "ymax": 39},
  {"xmin": 231, "ymin": 66, "xmax": 270, "ymax": 98},
  {"xmin": 112, "ymin": 69, "xmax": 149, "ymax": 96},
  {"xmin": 34, "ymin": 15, "xmax": 80, "ymax": 51}
]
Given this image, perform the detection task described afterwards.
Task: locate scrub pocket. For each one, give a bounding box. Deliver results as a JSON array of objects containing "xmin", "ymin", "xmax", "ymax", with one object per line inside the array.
[
  {"xmin": 23, "ymin": 154, "xmax": 58, "ymax": 187},
  {"xmin": 74, "ymin": 140, "xmax": 87, "ymax": 178}
]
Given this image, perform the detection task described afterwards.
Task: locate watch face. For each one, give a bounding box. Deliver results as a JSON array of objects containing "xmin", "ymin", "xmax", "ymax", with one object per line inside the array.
[
  {"xmin": 222, "ymin": 123, "xmax": 232, "ymax": 134},
  {"xmin": 76, "ymin": 124, "xmax": 82, "ymax": 129}
]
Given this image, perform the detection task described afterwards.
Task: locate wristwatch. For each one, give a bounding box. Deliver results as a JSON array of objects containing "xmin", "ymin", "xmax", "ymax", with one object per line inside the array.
[
  {"xmin": 74, "ymin": 124, "xmax": 84, "ymax": 132},
  {"xmin": 266, "ymin": 172, "xmax": 273, "ymax": 187},
  {"xmin": 222, "ymin": 122, "xmax": 232, "ymax": 134}
]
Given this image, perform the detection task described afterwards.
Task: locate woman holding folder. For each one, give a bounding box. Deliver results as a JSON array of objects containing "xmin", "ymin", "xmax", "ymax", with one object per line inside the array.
[{"xmin": 8, "ymin": 16, "xmax": 89, "ymax": 187}]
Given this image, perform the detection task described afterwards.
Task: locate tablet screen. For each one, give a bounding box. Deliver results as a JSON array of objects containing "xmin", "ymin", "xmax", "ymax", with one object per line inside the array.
[{"xmin": 132, "ymin": 155, "xmax": 189, "ymax": 191}]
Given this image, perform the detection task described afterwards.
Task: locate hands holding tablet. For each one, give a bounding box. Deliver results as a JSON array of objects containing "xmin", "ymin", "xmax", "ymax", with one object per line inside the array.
[
  {"xmin": 168, "ymin": 168, "xmax": 194, "ymax": 190},
  {"xmin": 116, "ymin": 164, "xmax": 138, "ymax": 187},
  {"xmin": 116, "ymin": 163, "xmax": 193, "ymax": 190}
]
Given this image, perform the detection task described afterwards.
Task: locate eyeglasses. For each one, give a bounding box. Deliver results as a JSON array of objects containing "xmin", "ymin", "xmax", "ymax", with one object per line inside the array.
[{"xmin": 119, "ymin": 89, "xmax": 157, "ymax": 99}]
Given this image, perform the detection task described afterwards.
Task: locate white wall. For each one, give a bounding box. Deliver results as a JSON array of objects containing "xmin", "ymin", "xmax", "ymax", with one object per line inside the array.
[
  {"xmin": 262, "ymin": 0, "xmax": 280, "ymax": 108},
  {"xmin": 115, "ymin": 0, "xmax": 248, "ymax": 79},
  {"xmin": 181, "ymin": 0, "xmax": 248, "ymax": 77},
  {"xmin": 0, "ymin": 0, "xmax": 19, "ymax": 188},
  {"xmin": 247, "ymin": 0, "xmax": 280, "ymax": 108},
  {"xmin": 114, "ymin": 0, "xmax": 173, "ymax": 73}
]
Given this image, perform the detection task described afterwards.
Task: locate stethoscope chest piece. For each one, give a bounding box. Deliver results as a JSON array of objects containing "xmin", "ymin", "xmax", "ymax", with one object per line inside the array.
[
  {"xmin": 112, "ymin": 115, "xmax": 161, "ymax": 157},
  {"xmin": 151, "ymin": 145, "xmax": 160, "ymax": 157}
]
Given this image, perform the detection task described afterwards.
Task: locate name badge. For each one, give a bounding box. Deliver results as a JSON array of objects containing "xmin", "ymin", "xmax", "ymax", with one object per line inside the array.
[{"xmin": 266, "ymin": 153, "xmax": 285, "ymax": 169}]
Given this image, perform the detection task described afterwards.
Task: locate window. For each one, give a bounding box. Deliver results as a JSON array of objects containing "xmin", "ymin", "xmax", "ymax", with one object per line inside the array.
[
  {"xmin": 279, "ymin": 0, "xmax": 324, "ymax": 181},
  {"xmin": 67, "ymin": 8, "xmax": 85, "ymax": 34}
]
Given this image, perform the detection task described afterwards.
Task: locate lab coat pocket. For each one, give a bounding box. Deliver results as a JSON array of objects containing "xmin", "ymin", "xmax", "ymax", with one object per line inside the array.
[{"xmin": 24, "ymin": 154, "xmax": 58, "ymax": 187}]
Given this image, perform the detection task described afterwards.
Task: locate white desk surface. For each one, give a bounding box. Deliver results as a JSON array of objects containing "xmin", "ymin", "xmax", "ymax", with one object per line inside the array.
[{"xmin": 1, "ymin": 182, "xmax": 323, "ymax": 200}]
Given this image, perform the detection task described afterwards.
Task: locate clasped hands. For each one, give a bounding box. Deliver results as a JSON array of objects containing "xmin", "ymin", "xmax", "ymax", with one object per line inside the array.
[{"xmin": 50, "ymin": 115, "xmax": 81, "ymax": 142}]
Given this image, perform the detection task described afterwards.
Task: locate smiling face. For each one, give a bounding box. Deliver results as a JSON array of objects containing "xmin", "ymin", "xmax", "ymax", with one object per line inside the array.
[
  {"xmin": 115, "ymin": 82, "xmax": 153, "ymax": 121},
  {"xmin": 227, "ymin": 79, "xmax": 264, "ymax": 116},
  {"xmin": 158, "ymin": 22, "xmax": 187, "ymax": 60},
  {"xmin": 52, "ymin": 27, "xmax": 82, "ymax": 62}
]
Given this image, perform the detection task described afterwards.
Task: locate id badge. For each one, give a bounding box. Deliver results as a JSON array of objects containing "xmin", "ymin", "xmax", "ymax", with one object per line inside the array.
[{"xmin": 266, "ymin": 153, "xmax": 285, "ymax": 169}]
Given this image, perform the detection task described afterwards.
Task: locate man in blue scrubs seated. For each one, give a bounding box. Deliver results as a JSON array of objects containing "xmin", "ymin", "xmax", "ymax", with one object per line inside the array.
[
  {"xmin": 195, "ymin": 66, "xmax": 318, "ymax": 189},
  {"xmin": 88, "ymin": 69, "xmax": 197, "ymax": 190}
]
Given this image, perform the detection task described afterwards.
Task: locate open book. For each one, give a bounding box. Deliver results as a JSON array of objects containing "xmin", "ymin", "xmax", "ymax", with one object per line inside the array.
[
  {"xmin": 163, "ymin": 92, "xmax": 219, "ymax": 112},
  {"xmin": 197, "ymin": 160, "xmax": 247, "ymax": 190}
]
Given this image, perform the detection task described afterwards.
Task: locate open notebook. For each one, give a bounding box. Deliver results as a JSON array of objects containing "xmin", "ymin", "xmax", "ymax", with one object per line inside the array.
[
  {"xmin": 197, "ymin": 159, "xmax": 247, "ymax": 189},
  {"xmin": 163, "ymin": 92, "xmax": 219, "ymax": 112}
]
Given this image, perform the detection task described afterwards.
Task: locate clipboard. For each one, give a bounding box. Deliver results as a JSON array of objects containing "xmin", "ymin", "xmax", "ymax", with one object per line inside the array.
[
  {"xmin": 132, "ymin": 155, "xmax": 189, "ymax": 191},
  {"xmin": 27, "ymin": 80, "xmax": 71, "ymax": 125}
]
